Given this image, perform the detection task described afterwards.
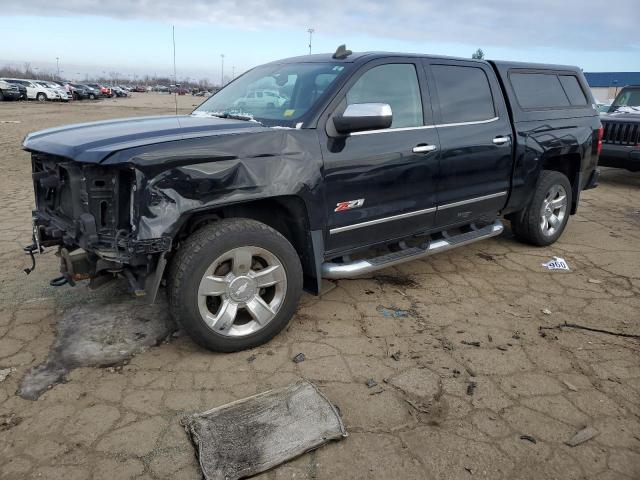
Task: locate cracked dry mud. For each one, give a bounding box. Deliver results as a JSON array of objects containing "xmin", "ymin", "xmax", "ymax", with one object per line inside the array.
[{"xmin": 1, "ymin": 96, "xmax": 639, "ymax": 480}]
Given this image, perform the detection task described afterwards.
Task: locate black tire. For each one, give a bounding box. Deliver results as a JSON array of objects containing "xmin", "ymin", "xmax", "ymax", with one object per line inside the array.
[
  {"xmin": 511, "ymin": 170, "xmax": 572, "ymax": 246},
  {"xmin": 0, "ymin": 91, "xmax": 4, "ymax": 101},
  {"xmin": 89, "ymin": 93, "xmax": 96, "ymax": 100},
  {"xmin": 36, "ymin": 92, "xmax": 47, "ymax": 102},
  {"xmin": 168, "ymin": 218, "xmax": 303, "ymax": 352}
]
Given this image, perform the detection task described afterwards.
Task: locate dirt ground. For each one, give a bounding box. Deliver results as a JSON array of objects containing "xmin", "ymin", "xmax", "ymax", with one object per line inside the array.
[{"xmin": 0, "ymin": 94, "xmax": 639, "ymax": 480}]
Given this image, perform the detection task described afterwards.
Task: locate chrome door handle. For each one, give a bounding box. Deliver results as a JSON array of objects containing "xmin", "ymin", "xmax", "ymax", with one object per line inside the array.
[
  {"xmin": 413, "ymin": 144, "xmax": 437, "ymax": 153},
  {"xmin": 492, "ymin": 136, "xmax": 510, "ymax": 145}
]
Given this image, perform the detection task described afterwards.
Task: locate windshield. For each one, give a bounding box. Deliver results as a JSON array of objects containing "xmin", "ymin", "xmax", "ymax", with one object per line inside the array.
[
  {"xmin": 194, "ymin": 62, "xmax": 347, "ymax": 125},
  {"xmin": 611, "ymin": 88, "xmax": 640, "ymax": 108}
]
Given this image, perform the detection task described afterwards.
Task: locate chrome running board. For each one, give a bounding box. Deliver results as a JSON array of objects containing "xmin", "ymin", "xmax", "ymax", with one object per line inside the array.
[{"xmin": 321, "ymin": 220, "xmax": 503, "ymax": 280}]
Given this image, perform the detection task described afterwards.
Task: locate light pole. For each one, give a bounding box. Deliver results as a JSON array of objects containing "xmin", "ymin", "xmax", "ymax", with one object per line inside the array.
[
  {"xmin": 307, "ymin": 28, "xmax": 314, "ymax": 54},
  {"xmin": 220, "ymin": 54, "xmax": 225, "ymax": 87},
  {"xmin": 56, "ymin": 57, "xmax": 60, "ymax": 78}
]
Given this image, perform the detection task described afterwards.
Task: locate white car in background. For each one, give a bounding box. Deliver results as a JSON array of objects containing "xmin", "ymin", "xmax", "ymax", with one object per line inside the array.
[
  {"xmin": 35, "ymin": 81, "xmax": 69, "ymax": 102},
  {"xmin": 233, "ymin": 90, "xmax": 288, "ymax": 110},
  {"xmin": 0, "ymin": 78, "xmax": 60, "ymax": 102}
]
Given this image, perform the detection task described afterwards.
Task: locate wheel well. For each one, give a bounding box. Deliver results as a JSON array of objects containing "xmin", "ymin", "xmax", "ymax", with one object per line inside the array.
[
  {"xmin": 176, "ymin": 196, "xmax": 319, "ymax": 290},
  {"xmin": 542, "ymin": 153, "xmax": 581, "ymax": 214}
]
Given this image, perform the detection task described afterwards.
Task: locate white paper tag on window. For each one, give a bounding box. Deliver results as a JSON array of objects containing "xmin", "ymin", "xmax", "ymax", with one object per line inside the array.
[{"xmin": 542, "ymin": 256, "xmax": 570, "ymax": 271}]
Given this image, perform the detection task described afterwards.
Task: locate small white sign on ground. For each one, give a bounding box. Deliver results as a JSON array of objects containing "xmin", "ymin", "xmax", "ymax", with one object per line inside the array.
[{"xmin": 542, "ymin": 256, "xmax": 570, "ymax": 271}]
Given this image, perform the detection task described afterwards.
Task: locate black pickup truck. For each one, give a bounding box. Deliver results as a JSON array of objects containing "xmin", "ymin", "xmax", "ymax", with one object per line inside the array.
[
  {"xmin": 599, "ymin": 85, "xmax": 640, "ymax": 171},
  {"xmin": 23, "ymin": 48, "xmax": 601, "ymax": 352}
]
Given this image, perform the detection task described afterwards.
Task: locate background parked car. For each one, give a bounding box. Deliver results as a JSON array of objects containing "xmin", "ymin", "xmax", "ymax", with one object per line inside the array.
[
  {"xmin": 70, "ymin": 84, "xmax": 98, "ymax": 100},
  {"xmin": 1, "ymin": 78, "xmax": 54, "ymax": 101},
  {"xmin": 0, "ymin": 79, "xmax": 21, "ymax": 101},
  {"xmin": 86, "ymin": 83, "xmax": 112, "ymax": 97},
  {"xmin": 110, "ymin": 86, "xmax": 129, "ymax": 97},
  {"xmin": 35, "ymin": 81, "xmax": 69, "ymax": 102},
  {"xmin": 233, "ymin": 89, "xmax": 288, "ymax": 110}
]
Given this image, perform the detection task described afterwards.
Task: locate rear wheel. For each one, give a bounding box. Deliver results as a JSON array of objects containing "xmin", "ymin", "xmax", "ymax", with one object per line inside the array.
[
  {"xmin": 511, "ymin": 170, "xmax": 572, "ymax": 246},
  {"xmin": 168, "ymin": 219, "xmax": 303, "ymax": 352},
  {"xmin": 0, "ymin": 91, "xmax": 4, "ymax": 101},
  {"xmin": 36, "ymin": 92, "xmax": 47, "ymax": 102}
]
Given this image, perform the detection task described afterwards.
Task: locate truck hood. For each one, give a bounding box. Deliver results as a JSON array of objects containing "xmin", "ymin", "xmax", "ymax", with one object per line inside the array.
[{"xmin": 23, "ymin": 114, "xmax": 269, "ymax": 164}]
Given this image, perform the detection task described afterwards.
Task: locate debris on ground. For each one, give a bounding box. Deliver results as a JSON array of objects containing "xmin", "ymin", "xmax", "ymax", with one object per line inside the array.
[
  {"xmin": 0, "ymin": 120, "xmax": 21, "ymax": 124},
  {"xmin": 377, "ymin": 305, "xmax": 409, "ymax": 318},
  {"xmin": 466, "ymin": 379, "xmax": 477, "ymax": 396},
  {"xmin": 497, "ymin": 345, "xmax": 509, "ymax": 351},
  {"xmin": 542, "ymin": 308, "xmax": 552, "ymax": 315},
  {"xmin": 247, "ymin": 354, "xmax": 257, "ymax": 363},
  {"xmin": 453, "ymin": 369, "xmax": 461, "ymax": 378},
  {"xmin": 520, "ymin": 435, "xmax": 537, "ymax": 444},
  {"xmin": 540, "ymin": 322, "xmax": 640, "ymax": 339},
  {"xmin": 373, "ymin": 275, "xmax": 418, "ymax": 288},
  {"xmin": 17, "ymin": 299, "xmax": 175, "ymax": 400},
  {"xmin": 542, "ymin": 256, "xmax": 570, "ymax": 271},
  {"xmin": 563, "ymin": 380, "xmax": 578, "ymax": 392},
  {"xmin": 566, "ymin": 426, "xmax": 599, "ymax": 447},
  {"xmin": 0, "ymin": 413, "xmax": 22, "ymax": 431},
  {"xmin": 461, "ymin": 340, "xmax": 481, "ymax": 347},
  {"xmin": 476, "ymin": 252, "xmax": 495, "ymax": 262},
  {"xmin": 487, "ymin": 335, "xmax": 493, "ymax": 343},
  {"xmin": 0, "ymin": 367, "xmax": 15, "ymax": 383},
  {"xmin": 587, "ymin": 278, "xmax": 603, "ymax": 284},
  {"xmin": 366, "ymin": 378, "xmax": 378, "ymax": 388},
  {"xmin": 390, "ymin": 351, "xmax": 401, "ymax": 361},
  {"xmin": 440, "ymin": 337, "xmax": 455, "ymax": 351},
  {"xmin": 293, "ymin": 352, "xmax": 306, "ymax": 363},
  {"xmin": 182, "ymin": 380, "xmax": 346, "ymax": 480}
]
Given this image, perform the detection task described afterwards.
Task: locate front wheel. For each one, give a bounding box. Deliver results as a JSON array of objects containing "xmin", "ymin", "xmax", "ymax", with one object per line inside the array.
[
  {"xmin": 36, "ymin": 92, "xmax": 47, "ymax": 102},
  {"xmin": 511, "ymin": 170, "xmax": 572, "ymax": 246},
  {"xmin": 168, "ymin": 219, "xmax": 303, "ymax": 352}
]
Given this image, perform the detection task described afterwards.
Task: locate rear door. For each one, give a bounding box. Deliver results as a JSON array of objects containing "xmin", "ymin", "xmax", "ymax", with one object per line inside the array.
[
  {"xmin": 319, "ymin": 58, "xmax": 440, "ymax": 254},
  {"xmin": 423, "ymin": 60, "xmax": 513, "ymax": 228}
]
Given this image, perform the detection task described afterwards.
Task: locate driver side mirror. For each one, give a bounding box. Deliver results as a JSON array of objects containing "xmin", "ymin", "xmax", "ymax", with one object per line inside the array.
[{"xmin": 333, "ymin": 103, "xmax": 392, "ymax": 134}]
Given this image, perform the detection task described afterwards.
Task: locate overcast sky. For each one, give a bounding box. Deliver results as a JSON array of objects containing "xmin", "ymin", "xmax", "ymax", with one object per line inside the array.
[{"xmin": 1, "ymin": 0, "xmax": 638, "ymax": 82}]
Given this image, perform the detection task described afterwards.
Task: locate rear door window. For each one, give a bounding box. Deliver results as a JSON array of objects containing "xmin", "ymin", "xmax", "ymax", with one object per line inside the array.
[{"xmin": 431, "ymin": 65, "xmax": 496, "ymax": 124}]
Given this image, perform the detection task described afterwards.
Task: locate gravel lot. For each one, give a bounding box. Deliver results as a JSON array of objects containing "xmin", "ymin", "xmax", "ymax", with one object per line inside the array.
[{"xmin": 0, "ymin": 95, "xmax": 639, "ymax": 480}]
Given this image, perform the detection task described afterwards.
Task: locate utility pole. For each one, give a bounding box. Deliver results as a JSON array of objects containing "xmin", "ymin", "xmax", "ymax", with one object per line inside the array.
[
  {"xmin": 56, "ymin": 57, "xmax": 60, "ymax": 78},
  {"xmin": 307, "ymin": 28, "xmax": 315, "ymax": 54},
  {"xmin": 220, "ymin": 54, "xmax": 225, "ymax": 87}
]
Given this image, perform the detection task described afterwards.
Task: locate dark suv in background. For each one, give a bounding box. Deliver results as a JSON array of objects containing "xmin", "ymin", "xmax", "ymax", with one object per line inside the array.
[{"xmin": 599, "ymin": 85, "xmax": 640, "ymax": 171}]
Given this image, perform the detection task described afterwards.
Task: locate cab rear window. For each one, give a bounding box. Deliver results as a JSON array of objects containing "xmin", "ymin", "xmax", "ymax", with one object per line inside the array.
[{"xmin": 510, "ymin": 72, "xmax": 587, "ymax": 109}]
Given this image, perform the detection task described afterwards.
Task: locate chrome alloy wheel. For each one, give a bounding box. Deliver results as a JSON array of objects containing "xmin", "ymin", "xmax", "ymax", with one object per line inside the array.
[
  {"xmin": 197, "ymin": 246, "xmax": 287, "ymax": 337},
  {"xmin": 540, "ymin": 184, "xmax": 568, "ymax": 237}
]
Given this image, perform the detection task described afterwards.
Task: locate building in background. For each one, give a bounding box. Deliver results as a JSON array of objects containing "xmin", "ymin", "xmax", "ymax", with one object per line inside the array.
[{"xmin": 584, "ymin": 72, "xmax": 640, "ymax": 103}]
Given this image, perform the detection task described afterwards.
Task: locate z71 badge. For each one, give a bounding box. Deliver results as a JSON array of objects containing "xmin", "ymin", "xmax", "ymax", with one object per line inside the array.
[{"xmin": 335, "ymin": 199, "xmax": 365, "ymax": 212}]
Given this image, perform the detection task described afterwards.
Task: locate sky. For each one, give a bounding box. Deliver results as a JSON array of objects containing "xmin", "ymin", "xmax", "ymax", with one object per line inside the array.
[{"xmin": 1, "ymin": 0, "xmax": 638, "ymax": 83}]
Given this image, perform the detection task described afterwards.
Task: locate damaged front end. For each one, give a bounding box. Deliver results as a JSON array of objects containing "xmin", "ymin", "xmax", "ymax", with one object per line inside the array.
[{"xmin": 27, "ymin": 152, "xmax": 170, "ymax": 300}]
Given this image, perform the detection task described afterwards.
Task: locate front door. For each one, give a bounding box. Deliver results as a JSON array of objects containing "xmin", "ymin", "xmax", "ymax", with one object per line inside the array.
[
  {"xmin": 319, "ymin": 59, "xmax": 440, "ymax": 254},
  {"xmin": 423, "ymin": 60, "xmax": 513, "ymax": 228}
]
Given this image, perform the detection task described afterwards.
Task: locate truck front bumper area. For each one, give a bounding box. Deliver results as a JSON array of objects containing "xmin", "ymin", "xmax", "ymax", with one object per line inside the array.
[
  {"xmin": 599, "ymin": 145, "xmax": 640, "ymax": 172},
  {"xmin": 27, "ymin": 212, "xmax": 171, "ymax": 301}
]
